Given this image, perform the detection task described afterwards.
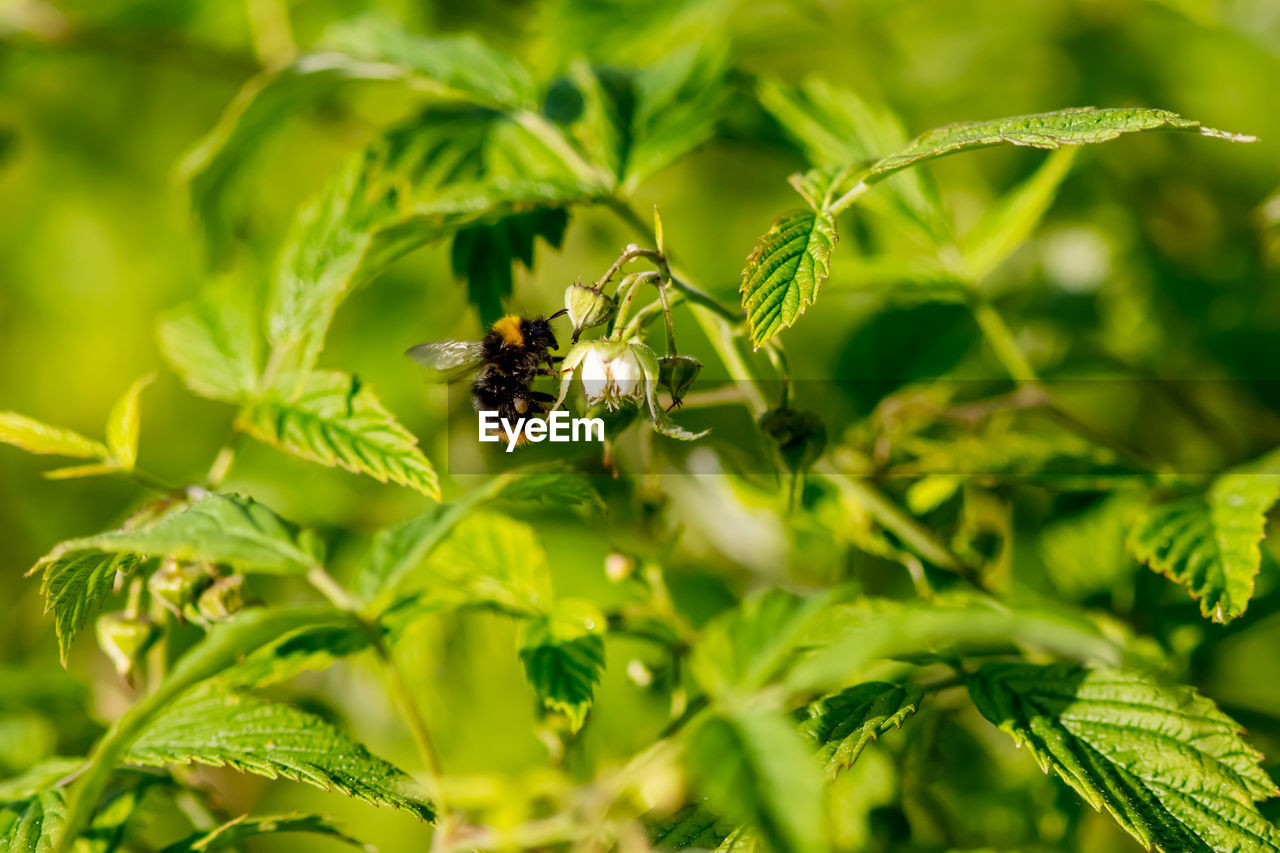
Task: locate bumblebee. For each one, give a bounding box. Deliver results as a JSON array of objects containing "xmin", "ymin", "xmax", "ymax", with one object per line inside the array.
[{"xmin": 407, "ymin": 311, "xmax": 566, "ymax": 422}]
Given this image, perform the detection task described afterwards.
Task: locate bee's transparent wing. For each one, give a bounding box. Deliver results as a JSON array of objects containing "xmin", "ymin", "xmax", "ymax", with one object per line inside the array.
[{"xmin": 406, "ymin": 340, "xmax": 485, "ymax": 383}]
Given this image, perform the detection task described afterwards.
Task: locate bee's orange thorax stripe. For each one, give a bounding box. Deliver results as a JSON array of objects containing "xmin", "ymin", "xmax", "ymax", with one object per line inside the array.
[{"xmin": 493, "ymin": 315, "xmax": 524, "ymax": 347}]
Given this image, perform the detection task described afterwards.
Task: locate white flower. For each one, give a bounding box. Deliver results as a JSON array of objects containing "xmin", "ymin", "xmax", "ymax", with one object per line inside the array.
[{"xmin": 579, "ymin": 342, "xmax": 644, "ymax": 409}]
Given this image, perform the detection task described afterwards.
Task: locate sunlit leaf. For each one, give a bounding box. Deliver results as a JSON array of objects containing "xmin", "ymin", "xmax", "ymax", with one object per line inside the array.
[
  {"xmin": 868, "ymin": 107, "xmax": 1256, "ymax": 181},
  {"xmin": 157, "ymin": 285, "xmax": 260, "ymax": 403},
  {"xmin": 38, "ymin": 493, "xmax": 322, "ymax": 575},
  {"xmin": 239, "ymin": 370, "xmax": 439, "ymax": 500},
  {"xmin": 794, "ymin": 681, "xmax": 923, "ymax": 778},
  {"xmin": 740, "ymin": 209, "xmax": 838, "ymax": 348},
  {"xmin": 518, "ymin": 599, "xmax": 606, "ymax": 731},
  {"xmin": 690, "ymin": 590, "xmax": 832, "ymax": 696},
  {"xmin": 685, "ymin": 707, "xmax": 826, "ymax": 853},
  {"xmin": 0, "ymin": 414, "xmax": 107, "ymax": 461},
  {"xmin": 127, "ymin": 684, "xmax": 433, "ymax": 821},
  {"xmin": 967, "ymin": 663, "xmax": 1280, "ymax": 852},
  {"xmin": 183, "ymin": 16, "xmax": 539, "ymax": 251},
  {"xmin": 157, "ymin": 813, "xmax": 372, "ymax": 853},
  {"xmin": 0, "ymin": 790, "xmax": 64, "ymax": 853},
  {"xmin": 28, "ymin": 550, "xmax": 141, "ymax": 665},
  {"xmin": 961, "ymin": 147, "xmax": 1078, "ymax": 281},
  {"xmin": 1128, "ymin": 473, "xmax": 1280, "ymax": 623},
  {"xmin": 104, "ymin": 375, "xmax": 153, "ymax": 472},
  {"xmin": 420, "ymin": 512, "xmax": 553, "ymax": 613}
]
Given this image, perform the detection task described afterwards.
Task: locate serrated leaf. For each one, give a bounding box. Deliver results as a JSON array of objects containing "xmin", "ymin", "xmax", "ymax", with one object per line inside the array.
[
  {"xmin": 421, "ymin": 512, "xmax": 553, "ymax": 613},
  {"xmin": 157, "ymin": 285, "xmax": 260, "ymax": 403},
  {"xmin": 1129, "ymin": 474, "xmax": 1280, "ymax": 623},
  {"xmin": 265, "ymin": 109, "xmax": 604, "ymax": 389},
  {"xmin": 685, "ymin": 707, "xmax": 825, "ymax": 853},
  {"xmin": 493, "ymin": 463, "xmax": 603, "ymax": 510},
  {"xmin": 967, "ymin": 663, "xmax": 1280, "ymax": 852},
  {"xmin": 0, "ymin": 414, "xmax": 107, "ymax": 461},
  {"xmin": 38, "ymin": 493, "xmax": 320, "ymax": 575},
  {"xmin": 869, "ymin": 107, "xmax": 1256, "ymax": 181},
  {"xmin": 0, "ymin": 790, "xmax": 64, "ymax": 853},
  {"xmin": 29, "ymin": 550, "xmax": 141, "ymax": 665},
  {"xmin": 787, "ymin": 597, "xmax": 1128, "ymax": 694},
  {"xmin": 157, "ymin": 813, "xmax": 372, "ymax": 853},
  {"xmin": 451, "ymin": 208, "xmax": 569, "ymax": 324},
  {"xmin": 224, "ymin": 620, "xmax": 375, "ymax": 688},
  {"xmin": 104, "ymin": 375, "xmax": 152, "ymax": 472},
  {"xmin": 238, "ymin": 370, "xmax": 439, "ymax": 500},
  {"xmin": 126, "ymin": 684, "xmax": 432, "ymax": 821},
  {"xmin": 648, "ymin": 802, "xmax": 735, "ymax": 852},
  {"xmin": 758, "ymin": 76, "xmax": 943, "ymax": 241},
  {"xmin": 518, "ymin": 600, "xmax": 606, "ymax": 731},
  {"xmin": 183, "ymin": 16, "xmax": 538, "ymax": 253},
  {"xmin": 690, "ymin": 590, "xmax": 832, "ymax": 696},
  {"xmin": 56, "ymin": 606, "xmax": 359, "ymax": 850},
  {"xmin": 740, "ymin": 209, "xmax": 838, "ymax": 348},
  {"xmin": 624, "ymin": 41, "xmax": 732, "ymax": 191},
  {"xmin": 795, "ymin": 682, "xmax": 923, "ymax": 778}
]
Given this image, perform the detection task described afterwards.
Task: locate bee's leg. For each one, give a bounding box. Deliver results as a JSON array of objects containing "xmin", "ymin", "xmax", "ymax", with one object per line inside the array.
[{"xmin": 527, "ymin": 390, "xmax": 556, "ymax": 404}]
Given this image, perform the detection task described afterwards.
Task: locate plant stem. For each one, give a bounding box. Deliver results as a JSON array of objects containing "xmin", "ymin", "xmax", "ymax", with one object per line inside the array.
[
  {"xmin": 204, "ymin": 429, "xmax": 245, "ymax": 488},
  {"xmin": 816, "ymin": 462, "xmax": 967, "ymax": 574},
  {"xmin": 305, "ymin": 566, "xmax": 450, "ymax": 810},
  {"xmin": 970, "ymin": 298, "xmax": 1038, "ymax": 385},
  {"xmin": 127, "ymin": 467, "xmax": 185, "ymax": 498}
]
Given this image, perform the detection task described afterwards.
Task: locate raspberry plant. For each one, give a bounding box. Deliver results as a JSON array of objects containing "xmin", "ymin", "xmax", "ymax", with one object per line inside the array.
[{"xmin": 1, "ymin": 4, "xmax": 1279, "ymax": 853}]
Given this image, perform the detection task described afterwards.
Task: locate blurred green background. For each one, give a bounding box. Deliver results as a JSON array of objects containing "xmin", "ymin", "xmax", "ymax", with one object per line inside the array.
[{"xmin": 2, "ymin": 0, "xmax": 1279, "ymax": 850}]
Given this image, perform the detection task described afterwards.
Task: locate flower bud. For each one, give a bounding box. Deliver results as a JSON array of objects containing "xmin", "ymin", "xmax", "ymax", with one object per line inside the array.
[
  {"xmin": 147, "ymin": 558, "xmax": 212, "ymax": 617},
  {"xmin": 658, "ymin": 355, "xmax": 701, "ymax": 406},
  {"xmin": 564, "ymin": 280, "xmax": 616, "ymax": 343},
  {"xmin": 96, "ymin": 612, "xmax": 159, "ymax": 678},
  {"xmin": 758, "ymin": 407, "xmax": 827, "ymax": 473},
  {"xmin": 196, "ymin": 575, "xmax": 245, "ymax": 622}
]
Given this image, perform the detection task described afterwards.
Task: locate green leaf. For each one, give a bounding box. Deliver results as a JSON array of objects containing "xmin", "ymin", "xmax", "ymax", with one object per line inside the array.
[
  {"xmin": 56, "ymin": 606, "xmax": 360, "ymax": 852},
  {"xmin": 0, "ymin": 414, "xmax": 107, "ymax": 461},
  {"xmin": 0, "ymin": 790, "xmax": 65, "ymax": 853},
  {"xmin": 451, "ymin": 208, "xmax": 569, "ymax": 324},
  {"xmin": 966, "ymin": 663, "xmax": 1280, "ymax": 852},
  {"xmin": 238, "ymin": 371, "xmax": 440, "ymax": 500},
  {"xmin": 182, "ymin": 16, "xmax": 538, "ymax": 252},
  {"xmin": 420, "ymin": 512, "xmax": 553, "ymax": 613},
  {"xmin": 126, "ymin": 684, "xmax": 432, "ymax": 822},
  {"xmin": 265, "ymin": 109, "xmax": 603, "ymax": 388},
  {"xmin": 623, "ymin": 41, "xmax": 732, "ymax": 191},
  {"xmin": 492, "ymin": 463, "xmax": 603, "ymax": 510},
  {"xmin": 685, "ymin": 707, "xmax": 826, "ymax": 853},
  {"xmin": 868, "ymin": 107, "xmax": 1256, "ymax": 182},
  {"xmin": 157, "ymin": 285, "xmax": 260, "ymax": 403},
  {"xmin": 794, "ymin": 682, "xmax": 923, "ymax": 778},
  {"xmin": 38, "ymin": 493, "xmax": 321, "ymax": 575},
  {"xmin": 690, "ymin": 590, "xmax": 832, "ymax": 696},
  {"xmin": 1129, "ymin": 474, "xmax": 1280, "ymax": 623},
  {"xmin": 28, "ymin": 550, "xmax": 141, "ymax": 665},
  {"xmin": 517, "ymin": 599, "xmax": 606, "ymax": 732},
  {"xmin": 0, "ymin": 760, "xmax": 82, "ymax": 802},
  {"xmin": 757, "ymin": 76, "xmax": 943, "ymax": 240},
  {"xmin": 157, "ymin": 813, "xmax": 372, "ymax": 853},
  {"xmin": 960, "ymin": 147, "xmax": 1078, "ymax": 281},
  {"xmin": 104, "ymin": 375, "xmax": 152, "ymax": 472},
  {"xmin": 787, "ymin": 597, "xmax": 1129, "ymax": 694},
  {"xmin": 740, "ymin": 209, "xmax": 838, "ymax": 348},
  {"xmin": 648, "ymin": 803, "xmax": 735, "ymax": 852},
  {"xmin": 224, "ymin": 621, "xmax": 376, "ymax": 688}
]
